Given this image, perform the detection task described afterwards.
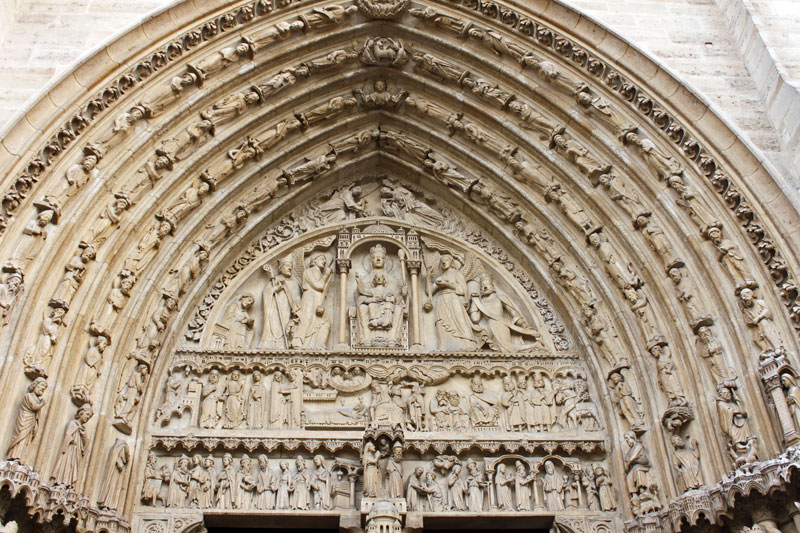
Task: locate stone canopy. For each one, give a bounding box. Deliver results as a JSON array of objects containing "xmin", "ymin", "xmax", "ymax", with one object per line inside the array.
[{"xmin": 0, "ymin": 0, "xmax": 799, "ymax": 532}]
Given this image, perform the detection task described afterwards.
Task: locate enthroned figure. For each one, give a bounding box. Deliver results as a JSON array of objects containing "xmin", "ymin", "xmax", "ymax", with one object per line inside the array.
[{"xmin": 354, "ymin": 244, "xmax": 404, "ymax": 346}]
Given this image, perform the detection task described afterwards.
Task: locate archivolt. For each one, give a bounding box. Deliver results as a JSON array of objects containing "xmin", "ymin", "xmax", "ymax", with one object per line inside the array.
[{"xmin": 0, "ymin": 0, "xmax": 798, "ymax": 529}]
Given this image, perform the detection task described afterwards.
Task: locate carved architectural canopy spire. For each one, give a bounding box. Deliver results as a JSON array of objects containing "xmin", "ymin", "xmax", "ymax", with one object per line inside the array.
[{"xmin": 0, "ymin": 1, "xmax": 798, "ymax": 533}]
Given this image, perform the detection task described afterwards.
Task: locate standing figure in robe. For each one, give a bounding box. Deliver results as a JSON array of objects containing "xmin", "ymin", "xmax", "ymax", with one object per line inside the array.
[
  {"xmin": 168, "ymin": 457, "xmax": 190, "ymax": 507},
  {"xmin": 293, "ymin": 253, "xmax": 333, "ymax": 349},
  {"xmin": 495, "ymin": 464, "xmax": 514, "ymax": 510},
  {"xmin": 276, "ymin": 460, "xmax": 292, "ymax": 509},
  {"xmin": 221, "ymin": 370, "xmax": 245, "ymax": 429},
  {"xmin": 311, "ymin": 455, "xmax": 332, "ymax": 509},
  {"xmin": 542, "ymin": 460, "xmax": 564, "ymax": 511},
  {"xmin": 7, "ymin": 377, "xmax": 48, "ymax": 464},
  {"xmin": 216, "ymin": 453, "xmax": 238, "ymax": 509},
  {"xmin": 362, "ymin": 442, "xmax": 382, "ymax": 497},
  {"xmin": 188, "ymin": 455, "xmax": 206, "ymax": 508},
  {"xmin": 260, "ymin": 258, "xmax": 302, "ymax": 349},
  {"xmin": 447, "ymin": 463, "xmax": 467, "ymax": 511},
  {"xmin": 256, "ymin": 455, "xmax": 276, "ymax": 510},
  {"xmin": 385, "ymin": 445, "xmax": 404, "ymax": 499},
  {"xmin": 200, "ymin": 370, "xmax": 222, "ymax": 429},
  {"xmin": 514, "ymin": 461, "xmax": 533, "ymax": 511},
  {"xmin": 432, "ymin": 254, "xmax": 477, "ymax": 351},
  {"xmin": 292, "ymin": 457, "xmax": 311, "ymax": 510},
  {"xmin": 52, "ymin": 404, "xmax": 93, "ymax": 487},
  {"xmin": 247, "ymin": 371, "xmax": 267, "ymax": 428}
]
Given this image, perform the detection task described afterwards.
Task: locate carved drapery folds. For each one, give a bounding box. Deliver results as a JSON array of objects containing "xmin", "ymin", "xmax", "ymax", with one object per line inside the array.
[{"xmin": 1, "ymin": 0, "xmax": 799, "ymax": 532}]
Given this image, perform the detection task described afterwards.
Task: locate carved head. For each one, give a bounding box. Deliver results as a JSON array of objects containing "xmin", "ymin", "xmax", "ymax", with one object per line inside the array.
[
  {"xmin": 670, "ymin": 434, "xmax": 685, "ymax": 449},
  {"xmin": 668, "ymin": 267, "xmax": 682, "ymax": 284},
  {"xmin": 240, "ymin": 294, "xmax": 255, "ymax": 309},
  {"xmin": 439, "ymin": 254, "xmax": 453, "ymax": 270},
  {"xmin": 716, "ymin": 384, "xmax": 733, "ymax": 402},
  {"xmin": 373, "ymin": 273, "xmax": 386, "ymax": 287},
  {"xmin": 37, "ymin": 209, "xmax": 55, "ymax": 227},
  {"xmin": 479, "ymin": 275, "xmax": 495, "ymax": 296},
  {"xmin": 77, "ymin": 403, "xmax": 94, "ymax": 423},
  {"xmin": 447, "ymin": 391, "xmax": 460, "ymax": 406},
  {"xmin": 369, "ymin": 244, "xmax": 387, "ymax": 268},
  {"xmin": 30, "ymin": 377, "xmax": 48, "ymax": 396},
  {"xmin": 392, "ymin": 445, "xmax": 403, "ymax": 460},
  {"xmin": 470, "ymin": 375, "xmax": 484, "ymax": 393},
  {"xmin": 373, "ymin": 79, "xmax": 387, "ymax": 92},
  {"xmin": 147, "ymin": 452, "xmax": 157, "ymax": 466},
  {"xmin": 209, "ymin": 369, "xmax": 219, "ymax": 383},
  {"xmin": 137, "ymin": 364, "xmax": 149, "ymax": 377},
  {"xmin": 81, "ymin": 155, "xmax": 98, "ymax": 172},
  {"xmin": 204, "ymin": 456, "xmax": 214, "ymax": 469},
  {"xmin": 192, "ymin": 454, "xmax": 202, "ymax": 467},
  {"xmin": 253, "ymin": 370, "xmax": 262, "ymax": 383},
  {"xmin": 697, "ymin": 326, "xmax": 712, "ymax": 340},
  {"xmin": 258, "ymin": 455, "xmax": 269, "ymax": 469},
  {"xmin": 588, "ymin": 231, "xmax": 601, "ymax": 247},
  {"xmin": 179, "ymin": 456, "xmax": 190, "ymax": 470},
  {"xmin": 277, "ymin": 258, "xmax": 293, "ymax": 277},
  {"xmin": 781, "ymin": 373, "xmax": 797, "ymax": 389},
  {"xmin": 414, "ymin": 466, "xmax": 424, "ymax": 477},
  {"xmin": 544, "ymin": 460, "xmax": 555, "ymax": 474},
  {"xmin": 502, "ymin": 376, "xmax": 514, "ymax": 391},
  {"xmin": 623, "ymin": 431, "xmax": 637, "ymax": 447},
  {"xmin": 311, "ymin": 253, "xmax": 327, "ymax": 269},
  {"xmin": 608, "ymin": 373, "xmax": 622, "ymax": 386},
  {"xmin": 739, "ymin": 287, "xmax": 755, "ymax": 306},
  {"xmin": 231, "ymin": 370, "xmax": 241, "ymax": 381},
  {"xmin": 5, "ymin": 272, "xmax": 22, "ymax": 291},
  {"xmin": 623, "ymin": 285, "xmax": 638, "ymax": 303},
  {"xmin": 222, "ymin": 453, "xmax": 233, "ymax": 466}
]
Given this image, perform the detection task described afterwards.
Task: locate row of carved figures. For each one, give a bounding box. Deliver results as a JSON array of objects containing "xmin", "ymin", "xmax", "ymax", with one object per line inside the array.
[
  {"xmin": 213, "ymin": 239, "xmax": 544, "ymax": 353},
  {"xmin": 141, "ymin": 451, "xmax": 617, "ymax": 514},
  {"xmin": 154, "ymin": 367, "xmax": 603, "ymax": 434}
]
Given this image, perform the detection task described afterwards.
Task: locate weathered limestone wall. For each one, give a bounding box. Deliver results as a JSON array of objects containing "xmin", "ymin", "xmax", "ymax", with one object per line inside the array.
[{"xmin": 0, "ymin": 0, "xmax": 798, "ymax": 183}]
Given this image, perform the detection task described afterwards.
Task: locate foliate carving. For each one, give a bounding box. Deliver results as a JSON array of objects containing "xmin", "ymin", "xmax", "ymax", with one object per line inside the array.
[{"xmin": 357, "ymin": 0, "xmax": 408, "ymax": 19}]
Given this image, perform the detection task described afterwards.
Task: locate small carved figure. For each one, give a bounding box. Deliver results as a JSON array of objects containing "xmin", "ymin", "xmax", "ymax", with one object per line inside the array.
[
  {"xmin": 470, "ymin": 275, "xmax": 540, "ymax": 352},
  {"xmin": 256, "ymin": 455, "xmax": 276, "ymax": 510},
  {"xmin": 51, "ymin": 403, "xmax": 93, "ymax": 487},
  {"xmin": 423, "ymin": 156, "xmax": 479, "ymax": 194},
  {"xmin": 406, "ymin": 466, "xmax": 428, "ymax": 511},
  {"xmin": 292, "ymin": 456, "xmax": 311, "ymax": 510},
  {"xmin": 738, "ymin": 286, "xmax": 783, "ymax": 355},
  {"xmin": 202, "ymin": 456, "xmax": 216, "ymax": 508},
  {"xmin": 595, "ymin": 466, "xmax": 616, "ymax": 511},
  {"xmin": 311, "ymin": 455, "xmax": 332, "ymax": 510},
  {"xmin": 270, "ymin": 370, "xmax": 302, "ymax": 428},
  {"xmin": 695, "ymin": 326, "xmax": 728, "ymax": 381},
  {"xmin": 141, "ymin": 453, "xmax": 165, "ymax": 506},
  {"xmin": 582, "ymin": 466, "xmax": 600, "ymax": 511},
  {"xmin": 188, "ymin": 455, "xmax": 207, "ymax": 508},
  {"xmin": 542, "ymin": 460, "xmax": 564, "ymax": 511},
  {"xmin": 22, "ymin": 299, "xmax": 68, "ymax": 377},
  {"xmin": 494, "ymin": 464, "xmax": 514, "ymax": 510},
  {"xmin": 588, "ymin": 231, "xmax": 638, "ymax": 289},
  {"xmin": 260, "ymin": 258, "xmax": 302, "ymax": 349},
  {"xmin": 608, "ymin": 372, "xmax": 645, "ymax": 429},
  {"xmin": 355, "ymin": 80, "xmax": 408, "ymax": 109},
  {"xmin": 500, "ymin": 377, "xmax": 526, "ymax": 431},
  {"xmin": 97, "ymin": 440, "xmax": 129, "ymax": 511},
  {"xmin": 72, "ymin": 321, "xmax": 111, "ymax": 404},
  {"xmin": 168, "ymin": 456, "xmax": 190, "ymax": 507},
  {"xmin": 671, "ymin": 435, "xmax": 702, "ymax": 492},
  {"xmin": 545, "ymin": 183, "xmax": 594, "ymax": 232},
  {"xmin": 247, "ymin": 371, "xmax": 267, "ymax": 428},
  {"xmin": 385, "ymin": 444, "xmax": 404, "ymax": 499},
  {"xmin": 299, "ymin": 95, "xmax": 357, "ymax": 127},
  {"xmin": 432, "ymin": 254, "xmax": 477, "ymax": 351},
  {"xmin": 317, "ymin": 184, "xmax": 369, "ymax": 223},
  {"xmin": 650, "ymin": 344, "xmax": 688, "ymax": 407},
  {"xmin": 468, "ymin": 375, "xmax": 499, "ymax": 427},
  {"xmin": 703, "ymin": 223, "xmax": 752, "ymax": 284},
  {"xmin": 221, "ymin": 370, "xmax": 246, "ymax": 429},
  {"xmin": 7, "ymin": 377, "xmax": 48, "ymax": 464},
  {"xmin": 0, "ymin": 264, "xmax": 24, "ymax": 324},
  {"xmin": 596, "ymin": 172, "xmax": 642, "ymax": 214},
  {"xmin": 529, "ymin": 374, "xmax": 554, "ymax": 431},
  {"xmin": 781, "ymin": 373, "xmax": 800, "ymax": 432},
  {"xmin": 380, "ymin": 181, "xmax": 443, "ymax": 226},
  {"xmin": 623, "ymin": 432, "xmax": 657, "ymax": 503},
  {"xmin": 293, "ymin": 253, "xmax": 332, "ymax": 349},
  {"xmin": 622, "ymin": 129, "xmax": 682, "ymax": 181},
  {"xmin": 633, "ymin": 213, "xmax": 680, "ymax": 268},
  {"xmin": 304, "ymin": 49, "xmax": 358, "ymax": 73},
  {"xmin": 276, "ymin": 460, "xmax": 292, "ymax": 509},
  {"xmin": 668, "ymin": 267, "xmax": 711, "ymax": 329},
  {"xmin": 222, "ymin": 295, "xmax": 255, "ymax": 349},
  {"xmin": 238, "ymin": 455, "xmax": 257, "ymax": 511},
  {"xmin": 216, "ymin": 453, "xmax": 238, "ymax": 509},
  {"xmin": 113, "ymin": 363, "xmax": 149, "ymax": 432},
  {"xmin": 200, "ymin": 369, "xmax": 222, "ymax": 429},
  {"xmin": 550, "ymin": 128, "xmax": 610, "ymax": 178},
  {"xmin": 716, "ymin": 381, "xmax": 758, "ymax": 466},
  {"xmin": 201, "ymin": 90, "xmax": 260, "ymax": 127}
]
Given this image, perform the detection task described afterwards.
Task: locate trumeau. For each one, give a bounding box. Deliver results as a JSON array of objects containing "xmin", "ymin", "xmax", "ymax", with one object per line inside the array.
[{"xmin": 0, "ymin": 0, "xmax": 799, "ymax": 532}]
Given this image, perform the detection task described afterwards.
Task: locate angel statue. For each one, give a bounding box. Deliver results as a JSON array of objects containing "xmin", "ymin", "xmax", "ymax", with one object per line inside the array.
[
  {"xmin": 428, "ymin": 253, "xmax": 478, "ymax": 351},
  {"xmin": 260, "ymin": 256, "xmax": 302, "ymax": 349},
  {"xmin": 293, "ymin": 253, "xmax": 333, "ymax": 349},
  {"xmin": 469, "ymin": 275, "xmax": 541, "ymax": 352}
]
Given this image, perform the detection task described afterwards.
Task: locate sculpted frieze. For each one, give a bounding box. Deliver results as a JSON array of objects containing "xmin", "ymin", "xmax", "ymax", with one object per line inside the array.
[{"xmin": 140, "ymin": 445, "xmax": 614, "ymax": 517}]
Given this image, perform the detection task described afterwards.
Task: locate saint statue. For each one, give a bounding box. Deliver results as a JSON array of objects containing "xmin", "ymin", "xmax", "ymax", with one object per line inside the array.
[
  {"xmin": 355, "ymin": 244, "xmax": 405, "ymax": 346},
  {"xmin": 260, "ymin": 258, "xmax": 302, "ymax": 349},
  {"xmin": 293, "ymin": 253, "xmax": 333, "ymax": 349},
  {"xmin": 542, "ymin": 460, "xmax": 564, "ymax": 511},
  {"xmin": 432, "ymin": 254, "xmax": 477, "ymax": 351}
]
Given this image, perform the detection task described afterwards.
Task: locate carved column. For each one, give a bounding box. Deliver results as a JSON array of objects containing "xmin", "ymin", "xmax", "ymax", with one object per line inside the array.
[
  {"xmin": 758, "ymin": 353, "xmax": 800, "ymax": 445},
  {"xmin": 407, "ymin": 259, "xmax": 422, "ymax": 348},
  {"xmin": 336, "ymin": 258, "xmax": 351, "ymax": 349},
  {"xmin": 487, "ymin": 466, "xmax": 497, "ymax": 510}
]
